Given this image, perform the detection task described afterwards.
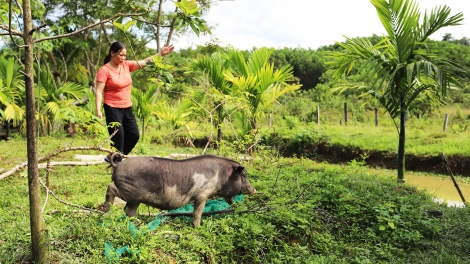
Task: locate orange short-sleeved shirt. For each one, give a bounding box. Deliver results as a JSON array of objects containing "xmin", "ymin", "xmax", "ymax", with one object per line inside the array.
[{"xmin": 96, "ymin": 61, "xmax": 136, "ymax": 108}]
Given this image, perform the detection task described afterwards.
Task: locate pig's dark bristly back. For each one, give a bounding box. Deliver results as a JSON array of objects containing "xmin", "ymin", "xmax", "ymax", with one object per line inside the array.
[
  {"xmin": 111, "ymin": 155, "xmax": 244, "ymax": 194},
  {"xmin": 101, "ymin": 154, "xmax": 256, "ymax": 227},
  {"xmin": 113, "ymin": 154, "xmax": 241, "ymax": 177}
]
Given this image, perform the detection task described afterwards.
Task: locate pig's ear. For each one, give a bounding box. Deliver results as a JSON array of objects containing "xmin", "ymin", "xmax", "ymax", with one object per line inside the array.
[
  {"xmin": 233, "ymin": 165, "xmax": 246, "ymax": 182},
  {"xmin": 233, "ymin": 165, "xmax": 244, "ymax": 174}
]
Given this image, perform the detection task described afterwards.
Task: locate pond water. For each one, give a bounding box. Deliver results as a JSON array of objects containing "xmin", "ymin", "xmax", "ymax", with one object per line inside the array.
[{"xmin": 406, "ymin": 174, "xmax": 470, "ymax": 207}]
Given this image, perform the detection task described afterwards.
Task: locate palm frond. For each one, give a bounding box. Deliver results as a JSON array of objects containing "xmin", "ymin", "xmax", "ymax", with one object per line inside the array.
[
  {"xmin": 45, "ymin": 101, "xmax": 61, "ymax": 118},
  {"xmin": 4, "ymin": 104, "xmax": 25, "ymax": 126},
  {"xmin": 0, "ymin": 91, "xmax": 11, "ymax": 106},
  {"xmin": 190, "ymin": 53, "xmax": 231, "ymax": 93},
  {"xmin": 246, "ymin": 47, "xmax": 273, "ymax": 74},
  {"xmin": 419, "ymin": 5, "xmax": 463, "ymax": 42},
  {"xmin": 57, "ymin": 82, "xmax": 87, "ymax": 100},
  {"xmin": 223, "ymin": 70, "xmax": 257, "ymax": 92},
  {"xmin": 153, "ymin": 99, "xmax": 193, "ymax": 130},
  {"xmin": 223, "ymin": 49, "xmax": 250, "ymax": 75}
]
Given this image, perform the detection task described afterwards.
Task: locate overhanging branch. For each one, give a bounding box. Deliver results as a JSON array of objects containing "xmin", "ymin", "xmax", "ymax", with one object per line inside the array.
[
  {"xmin": 30, "ymin": 23, "xmax": 47, "ymax": 34},
  {"xmin": 34, "ymin": 11, "xmax": 150, "ymax": 43},
  {"xmin": 0, "ymin": 24, "xmax": 23, "ymax": 36}
]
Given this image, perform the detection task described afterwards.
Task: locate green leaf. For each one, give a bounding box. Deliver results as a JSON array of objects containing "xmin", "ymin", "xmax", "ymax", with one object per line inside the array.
[
  {"xmin": 175, "ymin": 0, "xmax": 200, "ymax": 15},
  {"xmin": 163, "ymin": 72, "xmax": 175, "ymax": 84},
  {"xmin": 190, "ymin": 22, "xmax": 200, "ymax": 37},
  {"xmin": 113, "ymin": 22, "xmax": 124, "ymax": 32},
  {"xmin": 123, "ymin": 20, "xmax": 136, "ymax": 32}
]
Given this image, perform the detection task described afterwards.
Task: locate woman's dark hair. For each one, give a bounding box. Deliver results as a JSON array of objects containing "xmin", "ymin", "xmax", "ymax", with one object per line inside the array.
[{"xmin": 104, "ymin": 42, "xmax": 126, "ymax": 64}]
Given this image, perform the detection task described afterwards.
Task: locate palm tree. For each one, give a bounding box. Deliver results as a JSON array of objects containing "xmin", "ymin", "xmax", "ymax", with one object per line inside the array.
[
  {"xmin": 152, "ymin": 98, "xmax": 193, "ymax": 130},
  {"xmin": 36, "ymin": 68, "xmax": 88, "ymax": 135},
  {"xmin": 189, "ymin": 52, "xmax": 232, "ymax": 142},
  {"xmin": 327, "ymin": 0, "xmax": 465, "ymax": 182},
  {"xmin": 0, "ymin": 57, "xmax": 25, "ymax": 137},
  {"xmin": 131, "ymin": 84, "xmax": 159, "ymax": 141},
  {"xmin": 223, "ymin": 47, "xmax": 301, "ymax": 131}
]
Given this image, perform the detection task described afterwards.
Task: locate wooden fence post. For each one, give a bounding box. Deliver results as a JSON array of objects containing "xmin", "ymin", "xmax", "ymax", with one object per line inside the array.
[
  {"xmin": 443, "ymin": 114, "xmax": 449, "ymax": 132},
  {"xmin": 316, "ymin": 106, "xmax": 320, "ymax": 125},
  {"xmin": 344, "ymin": 102, "xmax": 348, "ymax": 125},
  {"xmin": 374, "ymin": 108, "xmax": 379, "ymax": 127}
]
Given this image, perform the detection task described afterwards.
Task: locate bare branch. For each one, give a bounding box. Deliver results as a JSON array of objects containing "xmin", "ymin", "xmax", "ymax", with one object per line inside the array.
[
  {"xmin": 100, "ymin": 23, "xmax": 112, "ymax": 46},
  {"xmin": 7, "ymin": 0, "xmax": 22, "ymax": 48},
  {"xmin": 0, "ymin": 146, "xmax": 117, "ymax": 180},
  {"xmin": 0, "ymin": 129, "xmax": 121, "ymax": 180},
  {"xmin": 38, "ymin": 161, "xmax": 106, "ymax": 168},
  {"xmin": 14, "ymin": 0, "xmax": 23, "ymax": 15},
  {"xmin": 132, "ymin": 17, "xmax": 173, "ymax": 27},
  {"xmin": 38, "ymin": 177, "xmax": 104, "ymax": 214},
  {"xmin": 18, "ymin": 70, "xmax": 33, "ymax": 80},
  {"xmin": 34, "ymin": 11, "xmax": 149, "ymax": 43},
  {"xmin": 30, "ymin": 23, "xmax": 47, "ymax": 34},
  {"xmin": 0, "ymin": 24, "xmax": 23, "ymax": 36}
]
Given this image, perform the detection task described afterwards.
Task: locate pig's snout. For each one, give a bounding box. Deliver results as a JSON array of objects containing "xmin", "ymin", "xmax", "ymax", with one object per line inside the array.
[{"xmin": 247, "ymin": 187, "xmax": 257, "ymax": 195}]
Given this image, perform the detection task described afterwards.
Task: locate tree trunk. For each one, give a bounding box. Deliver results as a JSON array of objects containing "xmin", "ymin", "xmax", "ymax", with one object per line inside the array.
[
  {"xmin": 166, "ymin": 1, "xmax": 181, "ymax": 46},
  {"xmin": 47, "ymin": 51, "xmax": 62, "ymax": 87},
  {"xmin": 397, "ymin": 107, "xmax": 406, "ymax": 183},
  {"xmin": 155, "ymin": 0, "xmax": 163, "ymax": 51},
  {"xmin": 23, "ymin": 0, "xmax": 47, "ymax": 262},
  {"xmin": 100, "ymin": 23, "xmax": 112, "ymax": 46}
]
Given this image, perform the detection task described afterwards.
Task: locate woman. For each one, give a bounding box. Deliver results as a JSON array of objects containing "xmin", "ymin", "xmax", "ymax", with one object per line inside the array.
[{"xmin": 95, "ymin": 41, "xmax": 174, "ymax": 158}]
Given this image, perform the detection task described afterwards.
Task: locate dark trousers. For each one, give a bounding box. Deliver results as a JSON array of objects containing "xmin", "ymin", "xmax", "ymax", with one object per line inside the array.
[{"xmin": 103, "ymin": 104, "xmax": 140, "ymax": 155}]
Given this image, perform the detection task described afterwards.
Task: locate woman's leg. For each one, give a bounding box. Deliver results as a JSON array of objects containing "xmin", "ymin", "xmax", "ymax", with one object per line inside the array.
[
  {"xmin": 103, "ymin": 104, "xmax": 125, "ymax": 152},
  {"xmin": 121, "ymin": 107, "xmax": 140, "ymax": 155}
]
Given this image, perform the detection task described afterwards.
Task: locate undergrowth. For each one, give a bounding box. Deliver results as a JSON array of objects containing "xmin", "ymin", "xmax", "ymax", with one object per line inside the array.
[{"xmin": 0, "ymin": 138, "xmax": 469, "ymax": 263}]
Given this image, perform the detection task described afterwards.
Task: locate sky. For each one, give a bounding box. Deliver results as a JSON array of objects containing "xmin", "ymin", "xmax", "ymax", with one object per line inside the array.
[{"xmin": 173, "ymin": 0, "xmax": 470, "ymax": 51}]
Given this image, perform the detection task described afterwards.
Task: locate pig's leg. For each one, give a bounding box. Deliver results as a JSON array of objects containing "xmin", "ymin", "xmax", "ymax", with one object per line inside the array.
[
  {"xmin": 124, "ymin": 202, "xmax": 140, "ymax": 217},
  {"xmin": 224, "ymin": 196, "xmax": 234, "ymax": 205},
  {"xmin": 192, "ymin": 198, "xmax": 207, "ymax": 227},
  {"xmin": 98, "ymin": 183, "xmax": 119, "ymax": 212}
]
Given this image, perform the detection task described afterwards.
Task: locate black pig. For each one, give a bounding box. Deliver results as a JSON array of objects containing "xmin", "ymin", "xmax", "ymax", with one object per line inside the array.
[{"xmin": 99, "ymin": 155, "xmax": 256, "ymax": 227}]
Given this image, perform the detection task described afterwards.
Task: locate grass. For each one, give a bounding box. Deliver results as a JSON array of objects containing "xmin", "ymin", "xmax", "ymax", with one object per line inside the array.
[
  {"xmin": 261, "ymin": 102, "xmax": 470, "ymax": 157},
  {"xmin": 146, "ymin": 102, "xmax": 470, "ymax": 158},
  {"xmin": 1, "ymin": 136, "xmax": 470, "ymax": 263},
  {"xmin": 312, "ymin": 122, "xmax": 470, "ymax": 156}
]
